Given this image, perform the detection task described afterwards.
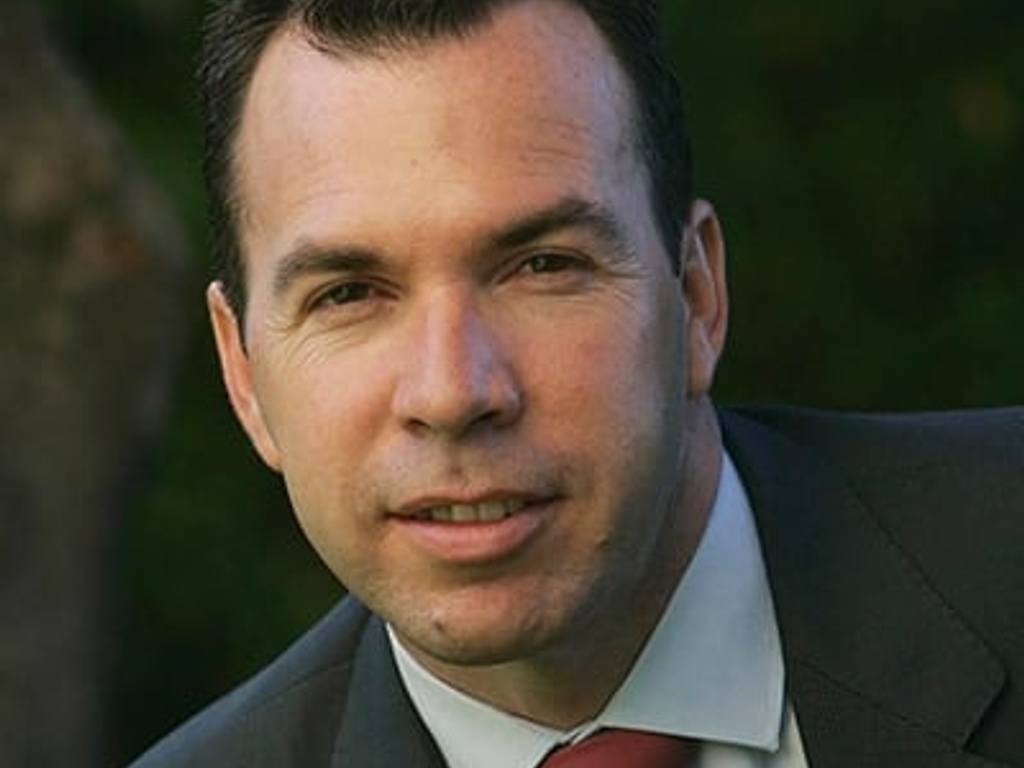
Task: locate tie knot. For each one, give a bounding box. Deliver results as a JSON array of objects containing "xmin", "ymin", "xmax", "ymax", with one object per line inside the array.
[{"xmin": 540, "ymin": 728, "xmax": 695, "ymax": 768}]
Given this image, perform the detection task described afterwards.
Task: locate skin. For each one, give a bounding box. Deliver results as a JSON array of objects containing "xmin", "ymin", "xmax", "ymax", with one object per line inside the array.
[{"xmin": 209, "ymin": 0, "xmax": 729, "ymax": 728}]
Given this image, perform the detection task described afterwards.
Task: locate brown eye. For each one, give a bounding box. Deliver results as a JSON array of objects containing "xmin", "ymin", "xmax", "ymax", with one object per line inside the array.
[
  {"xmin": 318, "ymin": 281, "xmax": 376, "ymax": 307},
  {"xmin": 522, "ymin": 252, "xmax": 584, "ymax": 274}
]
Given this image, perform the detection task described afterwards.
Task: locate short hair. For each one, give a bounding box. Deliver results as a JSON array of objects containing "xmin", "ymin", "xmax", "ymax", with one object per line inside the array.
[{"xmin": 198, "ymin": 0, "xmax": 693, "ymax": 317}]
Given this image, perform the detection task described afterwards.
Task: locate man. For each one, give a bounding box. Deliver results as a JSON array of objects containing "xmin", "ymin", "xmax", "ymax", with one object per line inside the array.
[{"xmin": 130, "ymin": 0, "xmax": 1024, "ymax": 766}]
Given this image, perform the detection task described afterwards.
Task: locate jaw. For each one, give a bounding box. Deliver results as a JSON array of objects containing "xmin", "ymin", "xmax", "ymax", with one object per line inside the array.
[{"xmin": 387, "ymin": 400, "xmax": 724, "ymax": 727}]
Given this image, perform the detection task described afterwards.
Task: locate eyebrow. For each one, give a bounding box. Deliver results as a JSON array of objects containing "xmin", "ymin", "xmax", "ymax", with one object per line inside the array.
[
  {"xmin": 489, "ymin": 196, "xmax": 631, "ymax": 255},
  {"xmin": 272, "ymin": 246, "xmax": 382, "ymax": 300},
  {"xmin": 270, "ymin": 195, "xmax": 630, "ymax": 299}
]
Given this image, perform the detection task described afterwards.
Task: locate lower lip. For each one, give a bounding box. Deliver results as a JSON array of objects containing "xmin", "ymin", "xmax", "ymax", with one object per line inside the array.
[{"xmin": 391, "ymin": 501, "xmax": 553, "ymax": 565}]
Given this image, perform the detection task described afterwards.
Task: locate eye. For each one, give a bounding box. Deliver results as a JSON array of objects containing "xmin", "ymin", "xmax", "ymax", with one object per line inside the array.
[
  {"xmin": 305, "ymin": 279, "xmax": 393, "ymax": 322},
  {"xmin": 501, "ymin": 249, "xmax": 598, "ymax": 294},
  {"xmin": 520, "ymin": 252, "xmax": 587, "ymax": 275},
  {"xmin": 316, "ymin": 281, "xmax": 377, "ymax": 307}
]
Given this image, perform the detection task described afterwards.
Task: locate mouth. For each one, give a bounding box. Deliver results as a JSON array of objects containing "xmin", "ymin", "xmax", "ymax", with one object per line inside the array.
[
  {"xmin": 388, "ymin": 493, "xmax": 556, "ymax": 563},
  {"xmin": 410, "ymin": 499, "xmax": 529, "ymax": 524}
]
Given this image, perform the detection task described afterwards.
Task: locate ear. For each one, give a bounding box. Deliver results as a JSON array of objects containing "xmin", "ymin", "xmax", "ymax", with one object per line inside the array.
[
  {"xmin": 680, "ymin": 199, "xmax": 728, "ymax": 398},
  {"xmin": 207, "ymin": 282, "xmax": 283, "ymax": 471}
]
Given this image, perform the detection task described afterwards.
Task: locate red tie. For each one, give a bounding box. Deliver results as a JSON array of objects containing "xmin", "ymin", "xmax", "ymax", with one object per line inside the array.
[{"xmin": 539, "ymin": 728, "xmax": 696, "ymax": 767}]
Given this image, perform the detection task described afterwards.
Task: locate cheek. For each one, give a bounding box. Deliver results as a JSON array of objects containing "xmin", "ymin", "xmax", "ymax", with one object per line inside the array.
[
  {"xmin": 522, "ymin": 313, "xmax": 681, "ymax": 497},
  {"xmin": 584, "ymin": 299, "xmax": 686, "ymax": 446},
  {"xmin": 541, "ymin": 299, "xmax": 683, "ymax": 412},
  {"xmin": 259, "ymin": 339, "xmax": 392, "ymax": 447},
  {"xmin": 252, "ymin": 349, "xmax": 394, "ymax": 527}
]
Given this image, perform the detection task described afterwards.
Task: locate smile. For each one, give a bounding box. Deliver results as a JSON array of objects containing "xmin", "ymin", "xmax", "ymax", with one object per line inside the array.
[{"xmin": 415, "ymin": 500, "xmax": 528, "ymax": 523}]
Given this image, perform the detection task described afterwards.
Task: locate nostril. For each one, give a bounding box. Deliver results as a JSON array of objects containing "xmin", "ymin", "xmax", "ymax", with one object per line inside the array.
[
  {"xmin": 393, "ymin": 359, "xmax": 523, "ymax": 438},
  {"xmin": 397, "ymin": 384, "xmax": 522, "ymax": 438}
]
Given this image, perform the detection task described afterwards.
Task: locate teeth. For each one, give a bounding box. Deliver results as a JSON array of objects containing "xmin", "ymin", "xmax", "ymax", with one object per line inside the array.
[
  {"xmin": 478, "ymin": 502, "xmax": 509, "ymax": 522},
  {"xmin": 423, "ymin": 500, "xmax": 526, "ymax": 523},
  {"xmin": 451, "ymin": 504, "xmax": 476, "ymax": 522},
  {"xmin": 430, "ymin": 507, "xmax": 453, "ymax": 522}
]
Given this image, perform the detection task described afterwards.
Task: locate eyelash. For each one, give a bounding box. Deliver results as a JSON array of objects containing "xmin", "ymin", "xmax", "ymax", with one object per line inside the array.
[
  {"xmin": 510, "ymin": 249, "xmax": 594, "ymax": 281},
  {"xmin": 521, "ymin": 252, "xmax": 577, "ymax": 273},
  {"xmin": 322, "ymin": 282, "xmax": 375, "ymax": 304},
  {"xmin": 307, "ymin": 280, "xmax": 391, "ymax": 315}
]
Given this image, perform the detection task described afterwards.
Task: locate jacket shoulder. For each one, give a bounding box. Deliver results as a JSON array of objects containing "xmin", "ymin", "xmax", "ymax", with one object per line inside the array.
[
  {"xmin": 720, "ymin": 404, "xmax": 1024, "ymax": 580},
  {"xmin": 722, "ymin": 404, "xmax": 1024, "ymax": 478},
  {"xmin": 128, "ymin": 597, "xmax": 372, "ymax": 768},
  {"xmin": 721, "ymin": 404, "xmax": 1024, "ymax": 760}
]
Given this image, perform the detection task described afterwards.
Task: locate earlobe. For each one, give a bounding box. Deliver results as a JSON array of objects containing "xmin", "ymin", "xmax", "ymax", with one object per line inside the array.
[
  {"xmin": 680, "ymin": 199, "xmax": 729, "ymax": 397},
  {"xmin": 207, "ymin": 282, "xmax": 283, "ymax": 471}
]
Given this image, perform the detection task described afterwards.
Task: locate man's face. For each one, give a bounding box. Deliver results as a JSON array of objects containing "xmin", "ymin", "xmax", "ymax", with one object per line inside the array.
[{"xmin": 212, "ymin": 0, "xmax": 725, "ymax": 685}]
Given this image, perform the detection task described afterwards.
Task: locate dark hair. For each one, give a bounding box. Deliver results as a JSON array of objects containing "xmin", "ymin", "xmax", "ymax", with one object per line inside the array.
[{"xmin": 198, "ymin": 0, "xmax": 693, "ymax": 316}]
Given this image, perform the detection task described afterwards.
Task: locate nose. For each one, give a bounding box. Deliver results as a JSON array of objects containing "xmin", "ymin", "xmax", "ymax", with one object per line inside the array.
[{"xmin": 392, "ymin": 292, "xmax": 522, "ymax": 438}]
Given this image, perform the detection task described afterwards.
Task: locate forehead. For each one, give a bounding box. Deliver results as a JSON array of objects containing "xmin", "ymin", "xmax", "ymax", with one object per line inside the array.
[{"xmin": 234, "ymin": 0, "xmax": 642, "ymax": 265}]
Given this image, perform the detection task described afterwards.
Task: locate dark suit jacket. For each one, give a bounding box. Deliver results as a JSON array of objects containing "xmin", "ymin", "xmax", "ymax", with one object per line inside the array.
[{"xmin": 130, "ymin": 406, "xmax": 1024, "ymax": 767}]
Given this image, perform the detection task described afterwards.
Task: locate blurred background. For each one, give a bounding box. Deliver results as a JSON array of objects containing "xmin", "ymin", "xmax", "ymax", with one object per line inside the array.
[{"xmin": 1, "ymin": 0, "xmax": 1020, "ymax": 765}]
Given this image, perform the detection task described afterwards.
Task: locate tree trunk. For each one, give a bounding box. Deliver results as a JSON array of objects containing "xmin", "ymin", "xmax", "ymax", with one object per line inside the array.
[{"xmin": 0, "ymin": 3, "xmax": 190, "ymax": 765}]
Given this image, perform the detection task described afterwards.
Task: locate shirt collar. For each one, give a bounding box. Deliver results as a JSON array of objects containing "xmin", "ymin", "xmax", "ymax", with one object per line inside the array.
[{"xmin": 389, "ymin": 451, "xmax": 786, "ymax": 768}]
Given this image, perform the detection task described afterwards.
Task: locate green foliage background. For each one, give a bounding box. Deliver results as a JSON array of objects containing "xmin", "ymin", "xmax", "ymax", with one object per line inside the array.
[{"xmin": 34, "ymin": 0, "xmax": 1023, "ymax": 762}]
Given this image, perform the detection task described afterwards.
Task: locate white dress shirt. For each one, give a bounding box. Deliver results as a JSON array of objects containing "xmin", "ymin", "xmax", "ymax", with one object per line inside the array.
[{"xmin": 390, "ymin": 452, "xmax": 809, "ymax": 768}]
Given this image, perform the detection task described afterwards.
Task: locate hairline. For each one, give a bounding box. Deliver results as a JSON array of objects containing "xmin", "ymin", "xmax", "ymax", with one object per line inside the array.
[{"xmin": 217, "ymin": 0, "xmax": 680, "ymax": 321}]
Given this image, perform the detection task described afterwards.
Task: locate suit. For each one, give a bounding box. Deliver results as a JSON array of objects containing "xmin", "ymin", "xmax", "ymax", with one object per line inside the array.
[{"xmin": 129, "ymin": 406, "xmax": 1024, "ymax": 767}]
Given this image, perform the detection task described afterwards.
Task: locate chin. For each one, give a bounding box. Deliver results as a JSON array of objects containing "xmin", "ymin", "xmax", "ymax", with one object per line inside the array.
[{"xmin": 392, "ymin": 601, "xmax": 575, "ymax": 669}]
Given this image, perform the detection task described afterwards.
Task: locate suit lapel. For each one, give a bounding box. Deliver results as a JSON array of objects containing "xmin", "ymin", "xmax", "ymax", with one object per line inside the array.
[
  {"xmin": 785, "ymin": 664, "xmax": 1012, "ymax": 768},
  {"xmin": 720, "ymin": 409, "xmax": 1008, "ymax": 768},
  {"xmin": 332, "ymin": 618, "xmax": 448, "ymax": 768}
]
